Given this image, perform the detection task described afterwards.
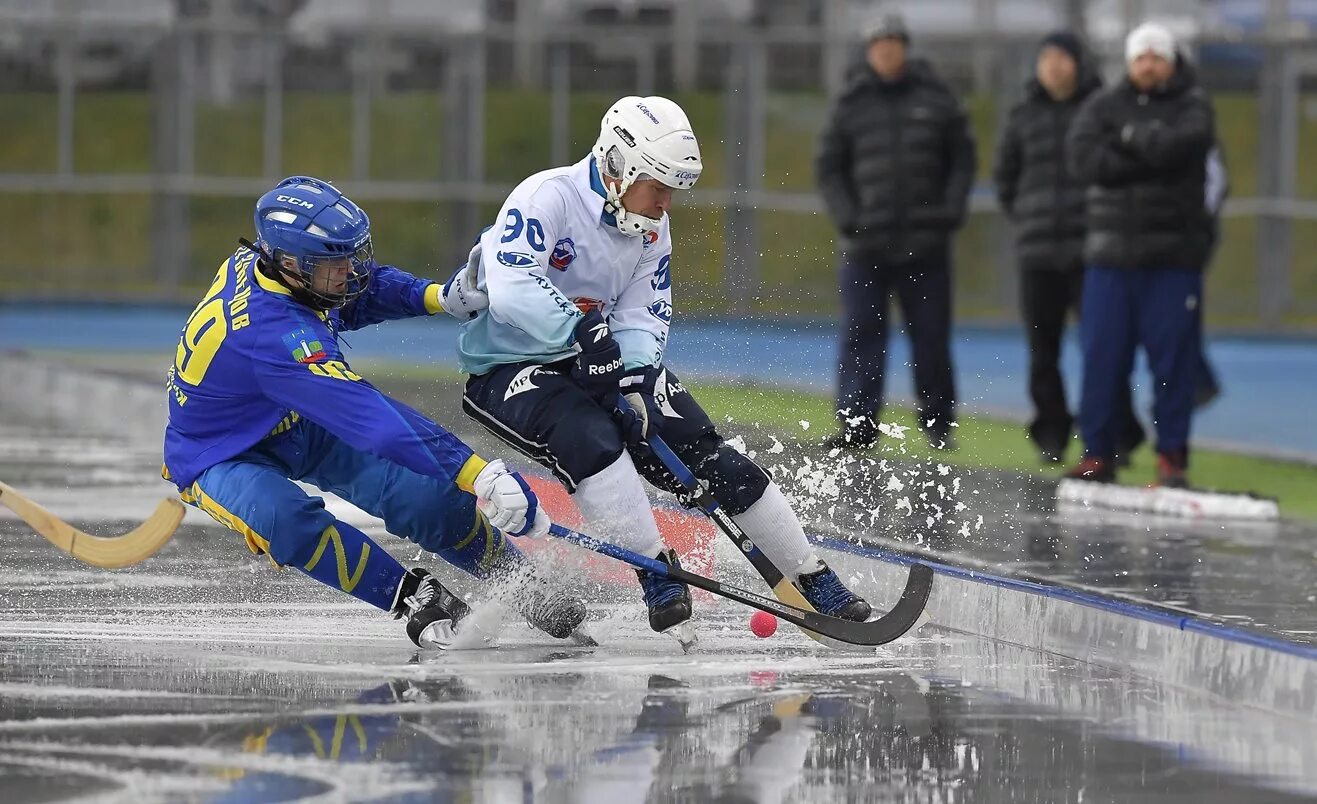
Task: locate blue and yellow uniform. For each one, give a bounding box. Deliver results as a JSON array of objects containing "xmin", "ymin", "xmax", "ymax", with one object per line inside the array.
[{"xmin": 162, "ymin": 178, "xmax": 519, "ymax": 615}]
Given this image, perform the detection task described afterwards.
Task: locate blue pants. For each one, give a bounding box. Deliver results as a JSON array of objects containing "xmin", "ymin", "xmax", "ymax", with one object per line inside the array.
[
  {"xmin": 180, "ymin": 415, "xmax": 515, "ymax": 609},
  {"xmin": 1079, "ymin": 266, "xmax": 1202, "ymax": 460},
  {"xmin": 836, "ymin": 246, "xmax": 956, "ymax": 437}
]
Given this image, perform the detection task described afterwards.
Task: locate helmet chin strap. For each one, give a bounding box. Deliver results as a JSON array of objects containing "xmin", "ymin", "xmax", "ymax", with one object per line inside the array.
[{"xmin": 602, "ymin": 176, "xmax": 662, "ymax": 238}]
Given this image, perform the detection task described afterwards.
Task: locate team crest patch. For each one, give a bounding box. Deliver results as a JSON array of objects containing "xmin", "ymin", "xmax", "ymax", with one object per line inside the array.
[
  {"xmin": 282, "ymin": 328, "xmax": 328, "ymax": 364},
  {"xmin": 549, "ymin": 238, "xmax": 576, "ymax": 270}
]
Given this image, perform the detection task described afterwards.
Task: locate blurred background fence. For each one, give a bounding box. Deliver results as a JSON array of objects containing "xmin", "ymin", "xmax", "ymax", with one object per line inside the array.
[{"xmin": 2, "ymin": 0, "xmax": 1317, "ymax": 330}]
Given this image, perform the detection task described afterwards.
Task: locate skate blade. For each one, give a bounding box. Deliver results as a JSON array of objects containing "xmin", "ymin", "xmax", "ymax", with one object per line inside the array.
[
  {"xmin": 444, "ymin": 602, "xmax": 505, "ymax": 651},
  {"xmin": 663, "ymin": 621, "xmax": 698, "ymax": 653},
  {"xmin": 567, "ymin": 628, "xmax": 599, "ymax": 647}
]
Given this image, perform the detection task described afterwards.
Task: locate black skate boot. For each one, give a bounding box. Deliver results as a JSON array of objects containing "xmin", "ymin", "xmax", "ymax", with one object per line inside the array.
[
  {"xmin": 635, "ymin": 548, "xmax": 693, "ymax": 633},
  {"xmin": 393, "ymin": 568, "xmax": 471, "ymax": 649},
  {"xmin": 798, "ymin": 562, "xmax": 871, "ymax": 622}
]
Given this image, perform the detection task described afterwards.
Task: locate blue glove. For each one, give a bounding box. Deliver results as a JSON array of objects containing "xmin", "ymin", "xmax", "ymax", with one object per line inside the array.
[
  {"xmin": 571, "ymin": 310, "xmax": 624, "ymax": 402},
  {"xmin": 615, "ymin": 365, "xmax": 664, "ymax": 448}
]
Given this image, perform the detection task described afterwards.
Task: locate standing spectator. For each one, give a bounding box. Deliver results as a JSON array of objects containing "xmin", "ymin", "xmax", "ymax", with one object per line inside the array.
[
  {"xmin": 1065, "ymin": 23, "xmax": 1216, "ymax": 487},
  {"xmin": 993, "ymin": 31, "xmax": 1102, "ymax": 463},
  {"xmin": 816, "ymin": 12, "xmax": 976, "ymax": 450}
]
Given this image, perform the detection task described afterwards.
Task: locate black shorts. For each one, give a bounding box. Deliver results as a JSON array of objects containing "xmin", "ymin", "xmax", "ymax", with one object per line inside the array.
[{"xmin": 462, "ymin": 360, "xmax": 716, "ymax": 493}]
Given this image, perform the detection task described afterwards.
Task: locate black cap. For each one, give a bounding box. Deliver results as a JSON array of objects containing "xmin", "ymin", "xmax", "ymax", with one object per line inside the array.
[
  {"xmin": 1039, "ymin": 30, "xmax": 1083, "ymax": 64},
  {"xmin": 866, "ymin": 12, "xmax": 910, "ymax": 44}
]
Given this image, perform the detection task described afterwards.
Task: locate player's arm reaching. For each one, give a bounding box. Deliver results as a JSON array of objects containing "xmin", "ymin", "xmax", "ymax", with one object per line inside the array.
[
  {"xmin": 337, "ymin": 262, "xmax": 487, "ymax": 330},
  {"xmin": 610, "ymin": 223, "xmax": 673, "ymax": 446},
  {"xmin": 250, "ymin": 324, "xmax": 546, "ymax": 537}
]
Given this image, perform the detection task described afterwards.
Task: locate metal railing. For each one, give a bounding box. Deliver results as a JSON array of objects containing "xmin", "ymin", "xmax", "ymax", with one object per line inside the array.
[{"xmin": 1, "ymin": 2, "xmax": 1315, "ymax": 329}]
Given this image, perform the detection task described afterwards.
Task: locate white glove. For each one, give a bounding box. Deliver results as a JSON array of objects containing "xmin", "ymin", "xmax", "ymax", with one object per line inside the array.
[
  {"xmin": 439, "ymin": 242, "xmax": 488, "ymax": 319},
  {"xmin": 472, "ymin": 459, "xmax": 549, "ymax": 538}
]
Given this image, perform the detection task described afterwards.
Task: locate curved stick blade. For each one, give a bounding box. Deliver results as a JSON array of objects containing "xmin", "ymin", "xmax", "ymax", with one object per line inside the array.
[{"xmin": 0, "ymin": 482, "xmax": 184, "ymax": 568}]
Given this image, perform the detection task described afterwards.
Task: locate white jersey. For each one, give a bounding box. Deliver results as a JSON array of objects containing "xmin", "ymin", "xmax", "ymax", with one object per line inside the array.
[{"xmin": 457, "ymin": 154, "xmax": 673, "ymax": 376}]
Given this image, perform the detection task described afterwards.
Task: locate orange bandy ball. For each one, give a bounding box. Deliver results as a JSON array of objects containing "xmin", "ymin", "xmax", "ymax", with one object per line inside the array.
[{"xmin": 749, "ymin": 610, "xmax": 778, "ymax": 638}]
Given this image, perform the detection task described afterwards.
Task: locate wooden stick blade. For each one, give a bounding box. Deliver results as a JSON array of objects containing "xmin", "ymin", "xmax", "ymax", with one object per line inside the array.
[{"xmin": 0, "ymin": 482, "xmax": 184, "ymax": 568}]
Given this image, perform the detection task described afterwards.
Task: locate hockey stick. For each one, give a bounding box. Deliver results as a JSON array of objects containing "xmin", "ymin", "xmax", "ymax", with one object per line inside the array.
[
  {"xmin": 549, "ymin": 522, "xmax": 931, "ymax": 646},
  {"xmin": 0, "ymin": 481, "xmax": 184, "ymax": 568},
  {"xmin": 636, "ymin": 422, "xmax": 932, "ymax": 646}
]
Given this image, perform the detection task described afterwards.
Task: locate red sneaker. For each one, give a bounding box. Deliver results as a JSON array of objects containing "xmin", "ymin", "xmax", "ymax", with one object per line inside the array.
[
  {"xmin": 1155, "ymin": 452, "xmax": 1188, "ymax": 489},
  {"xmin": 1065, "ymin": 456, "xmax": 1114, "ymax": 483}
]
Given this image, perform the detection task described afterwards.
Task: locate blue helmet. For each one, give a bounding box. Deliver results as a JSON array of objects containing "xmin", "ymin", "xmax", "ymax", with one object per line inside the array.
[{"xmin": 253, "ymin": 176, "xmax": 373, "ymax": 310}]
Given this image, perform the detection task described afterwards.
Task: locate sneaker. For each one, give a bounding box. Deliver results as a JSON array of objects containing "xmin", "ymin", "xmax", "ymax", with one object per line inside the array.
[
  {"xmin": 797, "ymin": 562, "xmax": 871, "ymax": 621},
  {"xmin": 635, "ymin": 548, "xmax": 692, "ymax": 633},
  {"xmin": 515, "ymin": 573, "xmax": 588, "ymax": 639},
  {"xmin": 394, "ymin": 568, "xmax": 471, "ymax": 649},
  {"xmin": 1065, "ymin": 456, "xmax": 1114, "ymax": 483},
  {"xmin": 1155, "ymin": 451, "xmax": 1188, "ymax": 489}
]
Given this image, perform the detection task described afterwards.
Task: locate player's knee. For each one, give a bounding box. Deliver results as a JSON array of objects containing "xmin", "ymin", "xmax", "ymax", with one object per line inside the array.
[
  {"xmin": 691, "ymin": 436, "xmax": 770, "ymax": 516},
  {"xmin": 266, "ymin": 500, "xmax": 336, "ymax": 567}
]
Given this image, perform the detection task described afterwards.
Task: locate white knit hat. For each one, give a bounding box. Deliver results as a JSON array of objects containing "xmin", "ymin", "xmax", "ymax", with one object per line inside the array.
[{"xmin": 1125, "ymin": 22, "xmax": 1176, "ymax": 65}]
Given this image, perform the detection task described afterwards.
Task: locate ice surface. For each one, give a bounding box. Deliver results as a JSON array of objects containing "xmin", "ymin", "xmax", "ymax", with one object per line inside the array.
[{"xmin": 0, "ymin": 424, "xmax": 1314, "ymax": 802}]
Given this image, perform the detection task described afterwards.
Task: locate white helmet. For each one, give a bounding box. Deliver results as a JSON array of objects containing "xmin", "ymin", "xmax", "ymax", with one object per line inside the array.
[{"xmin": 592, "ymin": 95, "xmax": 703, "ymax": 237}]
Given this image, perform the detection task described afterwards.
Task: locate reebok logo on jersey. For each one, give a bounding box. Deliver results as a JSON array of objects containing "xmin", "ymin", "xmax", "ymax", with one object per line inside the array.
[{"xmin": 504, "ymin": 365, "xmax": 542, "ymax": 401}]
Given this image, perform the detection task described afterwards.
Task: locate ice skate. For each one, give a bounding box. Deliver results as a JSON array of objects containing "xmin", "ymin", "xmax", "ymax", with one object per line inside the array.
[
  {"xmin": 797, "ymin": 562, "xmax": 871, "ymax": 622},
  {"xmin": 636, "ymin": 548, "xmax": 696, "ymax": 650},
  {"xmin": 394, "ymin": 567, "xmax": 472, "ymax": 649}
]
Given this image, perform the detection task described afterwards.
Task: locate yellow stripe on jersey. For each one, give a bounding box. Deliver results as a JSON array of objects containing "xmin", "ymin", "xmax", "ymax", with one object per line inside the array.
[{"xmin": 254, "ymin": 263, "xmax": 293, "ymax": 297}]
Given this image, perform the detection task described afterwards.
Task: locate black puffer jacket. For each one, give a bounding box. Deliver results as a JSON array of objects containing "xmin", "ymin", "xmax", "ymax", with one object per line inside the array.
[
  {"xmin": 1066, "ymin": 56, "xmax": 1216, "ymax": 270},
  {"xmin": 993, "ymin": 68, "xmax": 1102, "ymax": 270},
  {"xmin": 816, "ymin": 58, "xmax": 977, "ymax": 261}
]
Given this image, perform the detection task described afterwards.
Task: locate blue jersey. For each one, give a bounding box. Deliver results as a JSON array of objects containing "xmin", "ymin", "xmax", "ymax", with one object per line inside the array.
[{"xmin": 163, "ymin": 249, "xmax": 480, "ymax": 491}]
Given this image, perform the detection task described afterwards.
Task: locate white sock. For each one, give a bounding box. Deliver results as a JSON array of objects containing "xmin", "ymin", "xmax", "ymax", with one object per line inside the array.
[
  {"xmin": 732, "ymin": 482, "xmax": 823, "ymax": 579},
  {"xmin": 573, "ymin": 452, "xmax": 664, "ymax": 558}
]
